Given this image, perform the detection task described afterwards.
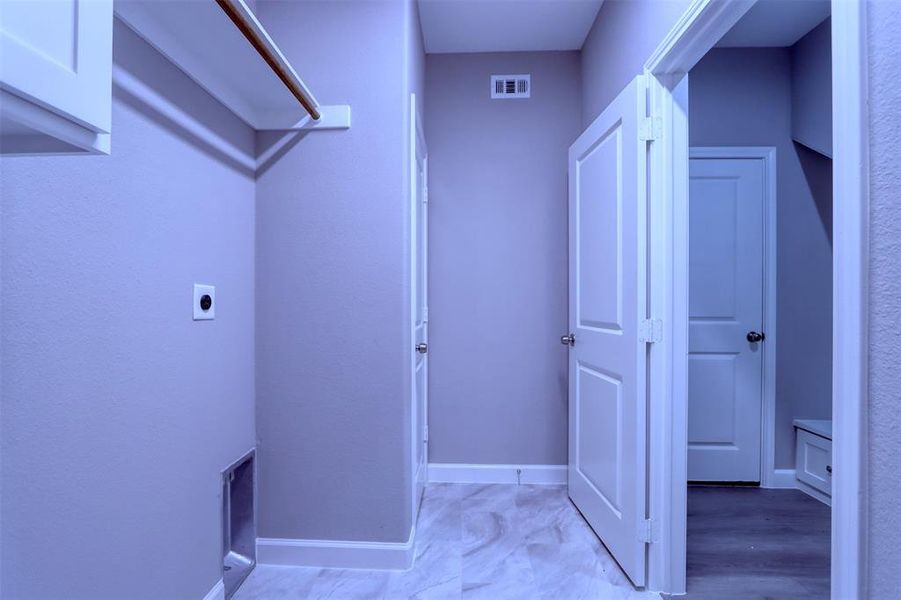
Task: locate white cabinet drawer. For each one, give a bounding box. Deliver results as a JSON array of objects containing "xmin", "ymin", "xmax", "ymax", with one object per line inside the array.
[
  {"xmin": 795, "ymin": 428, "xmax": 832, "ymax": 497},
  {"xmin": 1, "ymin": 0, "xmax": 112, "ymax": 153}
]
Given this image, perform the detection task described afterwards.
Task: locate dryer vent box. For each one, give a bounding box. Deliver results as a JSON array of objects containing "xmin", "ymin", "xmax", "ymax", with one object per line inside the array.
[
  {"xmin": 223, "ymin": 450, "xmax": 255, "ymax": 599},
  {"xmin": 491, "ymin": 74, "xmax": 530, "ymax": 99}
]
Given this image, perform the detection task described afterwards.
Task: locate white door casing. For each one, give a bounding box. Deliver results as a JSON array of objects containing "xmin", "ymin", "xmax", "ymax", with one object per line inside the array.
[
  {"xmin": 687, "ymin": 151, "xmax": 773, "ymax": 482},
  {"xmin": 567, "ymin": 75, "xmax": 650, "ymax": 587},
  {"xmin": 410, "ymin": 93, "xmax": 429, "ymax": 514}
]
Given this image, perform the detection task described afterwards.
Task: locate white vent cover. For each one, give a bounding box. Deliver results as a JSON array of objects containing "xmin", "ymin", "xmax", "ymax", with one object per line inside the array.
[{"xmin": 491, "ymin": 74, "xmax": 530, "ymax": 99}]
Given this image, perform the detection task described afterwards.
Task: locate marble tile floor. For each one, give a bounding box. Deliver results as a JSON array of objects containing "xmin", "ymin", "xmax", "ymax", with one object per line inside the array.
[{"xmin": 235, "ymin": 483, "xmax": 657, "ymax": 600}]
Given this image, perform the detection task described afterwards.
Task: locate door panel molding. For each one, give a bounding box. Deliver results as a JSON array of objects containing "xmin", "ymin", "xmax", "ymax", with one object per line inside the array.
[{"xmin": 567, "ymin": 75, "xmax": 649, "ymax": 588}]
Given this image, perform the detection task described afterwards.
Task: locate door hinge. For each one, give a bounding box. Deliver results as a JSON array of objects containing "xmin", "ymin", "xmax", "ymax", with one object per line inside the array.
[
  {"xmin": 423, "ymin": 307, "xmax": 429, "ymax": 321},
  {"xmin": 423, "ymin": 425, "xmax": 429, "ymax": 443},
  {"xmin": 423, "ymin": 186, "xmax": 429, "ymax": 203},
  {"xmin": 638, "ymin": 518, "xmax": 654, "ymax": 544},
  {"xmin": 639, "ymin": 116, "xmax": 662, "ymax": 142},
  {"xmin": 638, "ymin": 318, "xmax": 663, "ymax": 344}
]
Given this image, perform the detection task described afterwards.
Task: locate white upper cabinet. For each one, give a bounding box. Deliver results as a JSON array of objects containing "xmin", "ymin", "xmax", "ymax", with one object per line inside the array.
[{"xmin": 0, "ymin": 0, "xmax": 113, "ymax": 154}]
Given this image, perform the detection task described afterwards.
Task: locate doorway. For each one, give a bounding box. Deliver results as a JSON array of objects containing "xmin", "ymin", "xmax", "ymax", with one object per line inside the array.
[
  {"xmin": 410, "ymin": 92, "xmax": 429, "ymax": 515},
  {"xmin": 643, "ymin": 0, "xmax": 868, "ymax": 596},
  {"xmin": 683, "ymin": 9, "xmax": 834, "ymax": 598},
  {"xmin": 687, "ymin": 147, "xmax": 777, "ymax": 484}
]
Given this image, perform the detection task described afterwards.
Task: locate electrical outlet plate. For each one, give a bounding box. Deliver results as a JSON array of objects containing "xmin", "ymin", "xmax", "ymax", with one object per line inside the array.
[{"xmin": 193, "ymin": 283, "xmax": 215, "ymax": 320}]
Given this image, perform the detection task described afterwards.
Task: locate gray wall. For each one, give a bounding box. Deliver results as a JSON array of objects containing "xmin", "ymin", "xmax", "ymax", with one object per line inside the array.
[
  {"xmin": 254, "ymin": 0, "xmax": 415, "ymax": 544},
  {"xmin": 581, "ymin": 0, "xmax": 691, "ymax": 126},
  {"xmin": 791, "ymin": 19, "xmax": 832, "ymax": 157},
  {"xmin": 425, "ymin": 51, "xmax": 581, "ymax": 465},
  {"xmin": 867, "ymin": 0, "xmax": 901, "ymax": 594},
  {"xmin": 690, "ymin": 48, "xmax": 833, "ymax": 469},
  {"xmin": 0, "ymin": 23, "xmax": 256, "ymax": 600}
]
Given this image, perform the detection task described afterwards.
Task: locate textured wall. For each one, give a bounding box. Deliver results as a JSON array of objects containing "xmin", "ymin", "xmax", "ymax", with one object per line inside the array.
[
  {"xmin": 581, "ymin": 0, "xmax": 691, "ymax": 126},
  {"xmin": 0, "ymin": 22, "xmax": 256, "ymax": 600},
  {"xmin": 866, "ymin": 0, "xmax": 901, "ymax": 595},
  {"xmin": 690, "ymin": 49, "xmax": 833, "ymax": 470},
  {"xmin": 425, "ymin": 52, "xmax": 580, "ymax": 465},
  {"xmin": 254, "ymin": 0, "xmax": 413, "ymax": 543}
]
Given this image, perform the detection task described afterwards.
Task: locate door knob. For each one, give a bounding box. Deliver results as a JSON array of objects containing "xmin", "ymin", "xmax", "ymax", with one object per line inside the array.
[
  {"xmin": 416, "ymin": 342, "xmax": 428, "ymax": 354},
  {"xmin": 560, "ymin": 333, "xmax": 575, "ymax": 346},
  {"xmin": 746, "ymin": 331, "xmax": 765, "ymax": 343}
]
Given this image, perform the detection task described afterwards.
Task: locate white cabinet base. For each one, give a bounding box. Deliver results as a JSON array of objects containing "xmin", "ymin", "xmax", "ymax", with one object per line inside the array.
[
  {"xmin": 794, "ymin": 420, "xmax": 832, "ymax": 506},
  {"xmin": 1, "ymin": 90, "xmax": 110, "ymax": 155},
  {"xmin": 0, "ymin": 0, "xmax": 112, "ymax": 155}
]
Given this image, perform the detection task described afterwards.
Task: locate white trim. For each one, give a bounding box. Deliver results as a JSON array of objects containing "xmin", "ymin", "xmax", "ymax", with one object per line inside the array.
[
  {"xmin": 831, "ymin": 0, "xmax": 869, "ymax": 597},
  {"xmin": 201, "ymin": 579, "xmax": 225, "ymax": 600},
  {"xmin": 688, "ymin": 146, "xmax": 778, "ymax": 488},
  {"xmin": 427, "ymin": 463, "xmax": 567, "ymax": 485},
  {"xmin": 767, "ymin": 468, "xmax": 798, "ymax": 490},
  {"xmin": 644, "ymin": 0, "xmax": 868, "ymax": 594},
  {"xmin": 256, "ymin": 105, "xmax": 351, "ymax": 131},
  {"xmin": 257, "ymin": 527, "xmax": 415, "ymax": 571},
  {"xmin": 647, "ymin": 72, "xmax": 688, "ymax": 595},
  {"xmin": 644, "ymin": 0, "xmax": 755, "ymax": 76}
]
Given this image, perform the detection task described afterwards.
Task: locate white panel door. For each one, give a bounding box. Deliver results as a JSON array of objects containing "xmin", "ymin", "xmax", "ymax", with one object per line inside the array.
[
  {"xmin": 411, "ymin": 95, "xmax": 429, "ymax": 511},
  {"xmin": 567, "ymin": 75, "xmax": 649, "ymax": 587},
  {"xmin": 0, "ymin": 0, "xmax": 112, "ymax": 132},
  {"xmin": 688, "ymin": 156, "xmax": 765, "ymax": 482}
]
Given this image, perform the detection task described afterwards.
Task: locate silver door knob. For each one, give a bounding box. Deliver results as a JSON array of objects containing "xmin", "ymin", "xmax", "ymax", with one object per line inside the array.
[
  {"xmin": 416, "ymin": 343, "xmax": 428, "ymax": 354},
  {"xmin": 560, "ymin": 334, "xmax": 575, "ymax": 346}
]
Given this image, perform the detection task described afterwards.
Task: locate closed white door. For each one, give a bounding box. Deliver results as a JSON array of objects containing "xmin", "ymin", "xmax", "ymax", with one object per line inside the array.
[
  {"xmin": 688, "ymin": 154, "xmax": 766, "ymax": 482},
  {"xmin": 567, "ymin": 75, "xmax": 649, "ymax": 587},
  {"xmin": 411, "ymin": 94, "xmax": 429, "ymax": 510}
]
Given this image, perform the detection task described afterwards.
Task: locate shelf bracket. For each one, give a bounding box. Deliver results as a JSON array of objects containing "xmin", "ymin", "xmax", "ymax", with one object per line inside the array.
[{"xmin": 265, "ymin": 104, "xmax": 351, "ymax": 132}]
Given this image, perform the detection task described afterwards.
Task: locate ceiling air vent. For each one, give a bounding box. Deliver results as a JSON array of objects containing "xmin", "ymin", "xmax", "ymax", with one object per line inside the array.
[{"xmin": 491, "ymin": 74, "xmax": 530, "ymax": 99}]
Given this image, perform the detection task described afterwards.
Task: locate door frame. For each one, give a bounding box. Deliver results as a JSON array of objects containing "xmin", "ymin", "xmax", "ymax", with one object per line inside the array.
[
  {"xmin": 643, "ymin": 0, "xmax": 869, "ymax": 595},
  {"xmin": 688, "ymin": 146, "xmax": 778, "ymax": 487},
  {"xmin": 409, "ymin": 92, "xmax": 429, "ymax": 517}
]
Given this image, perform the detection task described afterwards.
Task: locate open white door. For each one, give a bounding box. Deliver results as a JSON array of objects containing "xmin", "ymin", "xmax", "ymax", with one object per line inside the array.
[
  {"xmin": 411, "ymin": 93, "xmax": 429, "ymax": 512},
  {"xmin": 567, "ymin": 75, "xmax": 650, "ymax": 587}
]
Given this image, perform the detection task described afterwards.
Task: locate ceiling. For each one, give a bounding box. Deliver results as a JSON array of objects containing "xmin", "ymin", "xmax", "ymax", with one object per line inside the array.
[
  {"xmin": 418, "ymin": 0, "xmax": 604, "ymax": 54},
  {"xmin": 717, "ymin": 0, "xmax": 830, "ymax": 47}
]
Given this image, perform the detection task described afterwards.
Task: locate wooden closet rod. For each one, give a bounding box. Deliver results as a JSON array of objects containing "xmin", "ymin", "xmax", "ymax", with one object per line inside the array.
[{"xmin": 214, "ymin": 0, "xmax": 321, "ymax": 121}]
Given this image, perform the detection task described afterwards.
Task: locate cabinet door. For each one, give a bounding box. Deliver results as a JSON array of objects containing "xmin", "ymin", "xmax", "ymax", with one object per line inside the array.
[{"xmin": 0, "ymin": 0, "xmax": 112, "ymax": 132}]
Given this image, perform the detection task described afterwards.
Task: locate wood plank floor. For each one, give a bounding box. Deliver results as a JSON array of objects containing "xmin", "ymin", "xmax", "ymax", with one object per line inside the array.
[{"xmin": 684, "ymin": 486, "xmax": 831, "ymax": 599}]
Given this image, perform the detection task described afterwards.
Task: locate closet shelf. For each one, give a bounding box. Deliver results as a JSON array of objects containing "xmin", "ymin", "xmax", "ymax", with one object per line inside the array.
[{"xmin": 115, "ymin": 0, "xmax": 350, "ymax": 131}]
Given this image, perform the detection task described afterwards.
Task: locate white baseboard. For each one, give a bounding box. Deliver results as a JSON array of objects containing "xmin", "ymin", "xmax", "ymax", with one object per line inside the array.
[
  {"xmin": 257, "ymin": 527, "xmax": 415, "ymax": 570},
  {"xmin": 201, "ymin": 579, "xmax": 224, "ymax": 600},
  {"xmin": 763, "ymin": 468, "xmax": 798, "ymax": 489},
  {"xmin": 427, "ymin": 463, "xmax": 567, "ymax": 485}
]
